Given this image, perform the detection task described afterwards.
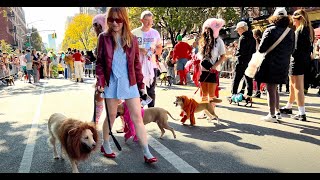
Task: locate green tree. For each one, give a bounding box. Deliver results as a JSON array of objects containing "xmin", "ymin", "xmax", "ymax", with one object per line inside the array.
[
  {"xmin": 62, "ymin": 14, "xmax": 97, "ymax": 51},
  {"xmin": 128, "ymin": 7, "xmax": 240, "ymax": 47},
  {"xmin": 0, "ymin": 39, "xmax": 13, "ymax": 54},
  {"xmin": 30, "ymin": 27, "xmax": 43, "ymax": 51},
  {"xmin": 129, "ymin": 7, "xmax": 205, "ymax": 47}
]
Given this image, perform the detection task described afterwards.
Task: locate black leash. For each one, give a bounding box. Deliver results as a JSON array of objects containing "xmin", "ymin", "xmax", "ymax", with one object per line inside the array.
[
  {"xmin": 92, "ymin": 90, "xmax": 97, "ymax": 123},
  {"xmin": 93, "ymin": 90, "xmax": 122, "ymax": 151},
  {"xmin": 194, "ymin": 71, "xmax": 212, "ymax": 95}
]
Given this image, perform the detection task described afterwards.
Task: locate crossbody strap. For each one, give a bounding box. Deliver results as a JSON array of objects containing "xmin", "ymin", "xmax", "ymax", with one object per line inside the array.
[{"xmin": 265, "ymin": 27, "xmax": 291, "ymax": 54}]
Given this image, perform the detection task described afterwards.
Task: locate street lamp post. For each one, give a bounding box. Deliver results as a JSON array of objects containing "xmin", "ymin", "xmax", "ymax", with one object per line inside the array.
[{"xmin": 26, "ymin": 20, "xmax": 44, "ymax": 48}]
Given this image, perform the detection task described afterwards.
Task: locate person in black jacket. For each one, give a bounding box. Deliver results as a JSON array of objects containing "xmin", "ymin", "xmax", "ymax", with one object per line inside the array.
[
  {"xmin": 231, "ymin": 21, "xmax": 256, "ymax": 100},
  {"xmin": 280, "ymin": 9, "xmax": 314, "ymax": 121},
  {"xmin": 255, "ymin": 8, "xmax": 295, "ymax": 122}
]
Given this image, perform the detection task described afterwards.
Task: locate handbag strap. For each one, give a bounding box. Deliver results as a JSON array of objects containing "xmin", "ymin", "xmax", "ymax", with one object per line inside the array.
[{"xmin": 265, "ymin": 27, "xmax": 291, "ymax": 54}]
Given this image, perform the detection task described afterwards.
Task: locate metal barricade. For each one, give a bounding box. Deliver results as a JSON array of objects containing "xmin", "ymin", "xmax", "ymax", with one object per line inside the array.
[{"xmin": 220, "ymin": 57, "xmax": 235, "ymax": 79}]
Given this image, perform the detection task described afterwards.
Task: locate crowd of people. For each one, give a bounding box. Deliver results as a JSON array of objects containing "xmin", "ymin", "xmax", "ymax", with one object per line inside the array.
[{"xmin": 0, "ymin": 47, "xmax": 97, "ymax": 85}]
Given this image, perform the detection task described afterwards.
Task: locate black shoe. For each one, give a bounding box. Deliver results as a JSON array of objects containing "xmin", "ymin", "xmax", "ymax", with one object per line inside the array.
[
  {"xmin": 280, "ymin": 107, "xmax": 292, "ymax": 114},
  {"xmin": 291, "ymin": 114, "xmax": 307, "ymax": 121},
  {"xmin": 253, "ymin": 92, "xmax": 261, "ymax": 98}
]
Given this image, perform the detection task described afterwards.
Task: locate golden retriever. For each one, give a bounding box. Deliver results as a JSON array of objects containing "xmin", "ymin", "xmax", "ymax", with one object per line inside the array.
[
  {"xmin": 174, "ymin": 95, "xmax": 222, "ymax": 125},
  {"xmin": 48, "ymin": 113, "xmax": 98, "ymax": 173}
]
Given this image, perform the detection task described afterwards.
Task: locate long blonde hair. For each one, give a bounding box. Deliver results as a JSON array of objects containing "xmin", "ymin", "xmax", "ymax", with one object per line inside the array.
[
  {"xmin": 106, "ymin": 7, "xmax": 133, "ymax": 49},
  {"xmin": 293, "ymin": 9, "xmax": 314, "ymax": 43}
]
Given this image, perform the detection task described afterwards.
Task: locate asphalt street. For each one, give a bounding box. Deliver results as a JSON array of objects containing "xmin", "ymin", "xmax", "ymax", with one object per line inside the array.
[{"xmin": 0, "ymin": 76, "xmax": 319, "ymax": 173}]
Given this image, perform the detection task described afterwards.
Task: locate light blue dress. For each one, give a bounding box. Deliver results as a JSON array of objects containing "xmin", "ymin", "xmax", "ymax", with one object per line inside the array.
[{"xmin": 101, "ymin": 37, "xmax": 140, "ymax": 100}]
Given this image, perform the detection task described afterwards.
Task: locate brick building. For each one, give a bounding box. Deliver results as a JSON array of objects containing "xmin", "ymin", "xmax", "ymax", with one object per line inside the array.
[{"xmin": 0, "ymin": 7, "xmax": 27, "ymax": 51}]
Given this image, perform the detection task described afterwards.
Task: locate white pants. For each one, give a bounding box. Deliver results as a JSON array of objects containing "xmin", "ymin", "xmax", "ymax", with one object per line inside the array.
[{"xmin": 74, "ymin": 61, "xmax": 84, "ymax": 79}]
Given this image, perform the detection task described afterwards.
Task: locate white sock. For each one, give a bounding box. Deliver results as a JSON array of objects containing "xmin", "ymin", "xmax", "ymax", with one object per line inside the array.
[
  {"xmin": 103, "ymin": 140, "xmax": 113, "ymax": 154},
  {"xmin": 298, "ymin": 106, "xmax": 305, "ymax": 115},
  {"xmin": 142, "ymin": 145, "xmax": 154, "ymax": 159},
  {"xmin": 268, "ymin": 113, "xmax": 275, "ymax": 117},
  {"xmin": 284, "ymin": 102, "xmax": 293, "ymax": 109}
]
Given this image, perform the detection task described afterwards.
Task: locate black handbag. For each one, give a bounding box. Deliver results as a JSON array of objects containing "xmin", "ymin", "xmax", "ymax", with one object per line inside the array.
[{"xmin": 201, "ymin": 56, "xmax": 214, "ymax": 70}]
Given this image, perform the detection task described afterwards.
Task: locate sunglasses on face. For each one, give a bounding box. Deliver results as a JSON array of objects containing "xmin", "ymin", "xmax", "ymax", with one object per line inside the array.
[
  {"xmin": 107, "ymin": 17, "xmax": 123, "ymax": 24},
  {"xmin": 293, "ymin": 12, "xmax": 301, "ymax": 16}
]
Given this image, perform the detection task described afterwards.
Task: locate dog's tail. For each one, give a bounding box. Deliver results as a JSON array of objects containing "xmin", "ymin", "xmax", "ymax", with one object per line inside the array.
[
  {"xmin": 209, "ymin": 97, "xmax": 222, "ymax": 104},
  {"xmin": 166, "ymin": 111, "xmax": 179, "ymax": 121}
]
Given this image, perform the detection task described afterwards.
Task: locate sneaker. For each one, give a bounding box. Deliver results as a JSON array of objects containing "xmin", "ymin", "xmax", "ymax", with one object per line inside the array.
[
  {"xmin": 280, "ymin": 107, "xmax": 292, "ymax": 114},
  {"xmin": 275, "ymin": 113, "xmax": 282, "ymax": 120},
  {"xmin": 253, "ymin": 92, "xmax": 261, "ymax": 98},
  {"xmin": 261, "ymin": 114, "xmax": 278, "ymax": 123},
  {"xmin": 197, "ymin": 113, "xmax": 207, "ymax": 119},
  {"xmin": 291, "ymin": 114, "xmax": 307, "ymax": 122}
]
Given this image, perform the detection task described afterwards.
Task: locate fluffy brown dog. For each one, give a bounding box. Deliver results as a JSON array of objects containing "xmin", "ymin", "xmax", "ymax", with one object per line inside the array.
[
  {"xmin": 174, "ymin": 95, "xmax": 222, "ymax": 125},
  {"xmin": 117, "ymin": 103, "xmax": 177, "ymax": 139},
  {"xmin": 48, "ymin": 113, "xmax": 98, "ymax": 173}
]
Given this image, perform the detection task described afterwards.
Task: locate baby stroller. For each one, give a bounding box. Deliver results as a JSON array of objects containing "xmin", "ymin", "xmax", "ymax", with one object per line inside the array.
[{"xmin": 57, "ymin": 63, "xmax": 64, "ymax": 78}]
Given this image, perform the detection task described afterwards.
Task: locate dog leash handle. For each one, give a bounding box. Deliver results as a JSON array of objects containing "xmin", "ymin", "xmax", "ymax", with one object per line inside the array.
[{"xmin": 102, "ymin": 92, "xmax": 122, "ymax": 151}]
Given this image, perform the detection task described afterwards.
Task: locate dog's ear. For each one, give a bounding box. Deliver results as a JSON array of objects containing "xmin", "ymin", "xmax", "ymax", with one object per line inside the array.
[{"xmin": 88, "ymin": 125, "xmax": 98, "ymax": 143}]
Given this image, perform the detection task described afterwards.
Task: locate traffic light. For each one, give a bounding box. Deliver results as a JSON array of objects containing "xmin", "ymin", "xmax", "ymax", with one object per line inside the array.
[{"xmin": 52, "ymin": 33, "xmax": 57, "ymax": 39}]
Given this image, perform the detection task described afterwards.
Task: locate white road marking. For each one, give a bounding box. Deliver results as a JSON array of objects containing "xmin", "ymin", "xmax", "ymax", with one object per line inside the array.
[
  {"xmin": 18, "ymin": 85, "xmax": 45, "ymax": 173},
  {"xmin": 148, "ymin": 135, "xmax": 199, "ymax": 173},
  {"xmin": 84, "ymin": 81, "xmax": 199, "ymax": 173}
]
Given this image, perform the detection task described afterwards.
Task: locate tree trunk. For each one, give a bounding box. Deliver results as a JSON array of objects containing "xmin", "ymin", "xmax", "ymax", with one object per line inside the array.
[{"xmin": 169, "ymin": 31, "xmax": 176, "ymax": 48}]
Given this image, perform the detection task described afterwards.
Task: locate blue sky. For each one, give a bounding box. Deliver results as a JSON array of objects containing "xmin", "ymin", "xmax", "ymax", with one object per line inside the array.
[{"xmin": 23, "ymin": 7, "xmax": 79, "ymax": 48}]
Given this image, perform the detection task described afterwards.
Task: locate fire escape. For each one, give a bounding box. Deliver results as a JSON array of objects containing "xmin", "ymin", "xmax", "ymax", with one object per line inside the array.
[{"xmin": 7, "ymin": 10, "xmax": 18, "ymax": 48}]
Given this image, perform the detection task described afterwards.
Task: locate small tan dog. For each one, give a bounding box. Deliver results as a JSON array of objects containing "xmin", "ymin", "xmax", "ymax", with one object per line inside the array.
[
  {"xmin": 174, "ymin": 95, "xmax": 222, "ymax": 125},
  {"xmin": 48, "ymin": 113, "xmax": 98, "ymax": 173},
  {"xmin": 117, "ymin": 102, "xmax": 178, "ymax": 139}
]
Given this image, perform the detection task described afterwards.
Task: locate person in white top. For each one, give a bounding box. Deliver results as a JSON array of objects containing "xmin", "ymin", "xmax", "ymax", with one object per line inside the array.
[
  {"xmin": 19, "ymin": 51, "xmax": 27, "ymax": 75},
  {"xmin": 132, "ymin": 10, "xmax": 163, "ymax": 107}
]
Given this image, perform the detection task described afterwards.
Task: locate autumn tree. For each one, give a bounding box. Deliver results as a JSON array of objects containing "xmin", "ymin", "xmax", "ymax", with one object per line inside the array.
[{"xmin": 62, "ymin": 14, "xmax": 97, "ymax": 51}]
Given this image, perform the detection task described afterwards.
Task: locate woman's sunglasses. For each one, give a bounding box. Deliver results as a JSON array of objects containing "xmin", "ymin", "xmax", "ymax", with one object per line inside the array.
[
  {"xmin": 107, "ymin": 17, "xmax": 123, "ymax": 24},
  {"xmin": 293, "ymin": 12, "xmax": 302, "ymax": 19}
]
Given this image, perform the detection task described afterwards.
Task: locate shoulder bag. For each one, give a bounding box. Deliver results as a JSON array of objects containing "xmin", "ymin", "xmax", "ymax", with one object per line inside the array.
[{"xmin": 245, "ymin": 27, "xmax": 291, "ymax": 78}]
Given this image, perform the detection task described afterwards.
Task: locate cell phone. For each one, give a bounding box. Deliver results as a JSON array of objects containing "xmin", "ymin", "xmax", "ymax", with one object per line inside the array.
[{"xmin": 141, "ymin": 95, "xmax": 152, "ymax": 107}]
